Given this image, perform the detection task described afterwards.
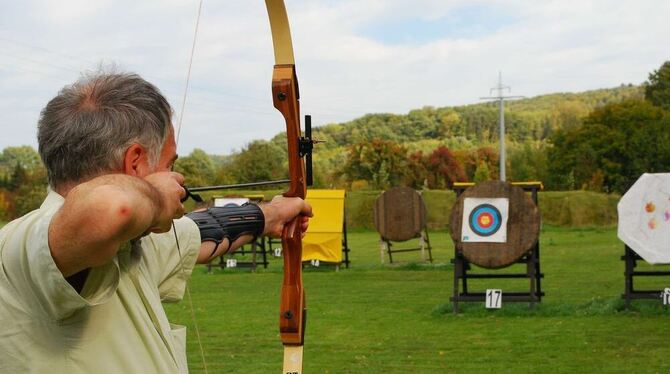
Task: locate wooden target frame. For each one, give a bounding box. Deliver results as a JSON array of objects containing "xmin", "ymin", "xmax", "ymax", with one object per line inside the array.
[{"xmin": 450, "ymin": 181, "xmax": 544, "ymax": 312}]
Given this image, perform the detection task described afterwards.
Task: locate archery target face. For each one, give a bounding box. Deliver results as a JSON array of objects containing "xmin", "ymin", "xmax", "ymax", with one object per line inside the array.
[
  {"xmin": 618, "ymin": 173, "xmax": 670, "ymax": 264},
  {"xmin": 461, "ymin": 198, "xmax": 509, "ymax": 243}
]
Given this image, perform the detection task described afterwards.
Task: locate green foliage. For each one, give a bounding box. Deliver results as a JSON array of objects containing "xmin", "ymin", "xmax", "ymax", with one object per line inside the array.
[
  {"xmin": 507, "ymin": 141, "xmax": 549, "ymax": 182},
  {"xmin": 473, "ymin": 162, "xmax": 491, "ymax": 182},
  {"xmin": 265, "ymin": 85, "xmax": 643, "ymax": 190},
  {"xmin": 281, "ymin": 86, "xmax": 642, "ymax": 155},
  {"xmin": 0, "ymin": 146, "xmax": 44, "ymax": 189},
  {"xmin": 12, "ymin": 181, "xmax": 47, "ymax": 217},
  {"xmin": 174, "ymin": 148, "xmax": 217, "ymax": 187},
  {"xmin": 548, "ymin": 99, "xmax": 670, "ymax": 193},
  {"xmin": 645, "ymin": 60, "xmax": 670, "ymax": 110},
  {"xmin": 342, "ymin": 139, "xmax": 410, "ymax": 189},
  {"xmin": 0, "ymin": 146, "xmax": 43, "ymax": 175},
  {"xmin": 539, "ymin": 191, "xmax": 619, "ymax": 227},
  {"xmin": 343, "ymin": 190, "xmax": 379, "ymax": 230},
  {"xmin": 227, "ymin": 140, "xmax": 287, "ymax": 186},
  {"xmin": 455, "ymin": 146, "xmax": 500, "ymax": 181},
  {"xmin": 0, "ymin": 146, "xmax": 47, "ymax": 218},
  {"xmin": 421, "ymin": 190, "xmax": 456, "ymax": 230}
]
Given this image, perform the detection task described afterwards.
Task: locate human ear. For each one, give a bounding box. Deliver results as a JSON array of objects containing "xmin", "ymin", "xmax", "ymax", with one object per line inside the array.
[{"xmin": 123, "ymin": 144, "xmax": 151, "ymax": 176}]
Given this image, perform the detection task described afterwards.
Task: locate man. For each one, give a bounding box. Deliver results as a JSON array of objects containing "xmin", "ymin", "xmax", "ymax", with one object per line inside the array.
[{"xmin": 0, "ymin": 72, "xmax": 312, "ymax": 373}]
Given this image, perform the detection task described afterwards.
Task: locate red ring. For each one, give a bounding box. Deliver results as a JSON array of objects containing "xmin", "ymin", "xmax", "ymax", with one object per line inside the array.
[{"xmin": 477, "ymin": 212, "xmax": 494, "ymax": 228}]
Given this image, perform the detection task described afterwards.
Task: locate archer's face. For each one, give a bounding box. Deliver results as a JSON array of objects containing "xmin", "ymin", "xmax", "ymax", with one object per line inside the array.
[{"xmin": 154, "ymin": 125, "xmax": 178, "ymax": 173}]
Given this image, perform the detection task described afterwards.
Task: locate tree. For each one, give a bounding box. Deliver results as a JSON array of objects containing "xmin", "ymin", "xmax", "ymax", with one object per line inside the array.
[
  {"xmin": 645, "ymin": 61, "xmax": 670, "ymax": 110},
  {"xmin": 455, "ymin": 146, "xmax": 500, "ymax": 182},
  {"xmin": 0, "ymin": 146, "xmax": 47, "ymax": 218},
  {"xmin": 404, "ymin": 151, "xmax": 429, "ymax": 189},
  {"xmin": 173, "ymin": 148, "xmax": 217, "ymax": 188},
  {"xmin": 0, "ymin": 146, "xmax": 45, "ymax": 189},
  {"xmin": 0, "ymin": 146, "xmax": 43, "ymax": 173},
  {"xmin": 425, "ymin": 146, "xmax": 467, "ymax": 188},
  {"xmin": 228, "ymin": 140, "xmax": 286, "ymax": 185},
  {"xmin": 548, "ymin": 99, "xmax": 670, "ymax": 193},
  {"xmin": 437, "ymin": 109, "xmax": 463, "ymax": 138},
  {"xmin": 0, "ymin": 189, "xmax": 13, "ymax": 221},
  {"xmin": 508, "ymin": 141, "xmax": 548, "ymax": 183},
  {"xmin": 341, "ymin": 139, "xmax": 410, "ymax": 189},
  {"xmin": 473, "ymin": 162, "xmax": 491, "ymax": 182}
]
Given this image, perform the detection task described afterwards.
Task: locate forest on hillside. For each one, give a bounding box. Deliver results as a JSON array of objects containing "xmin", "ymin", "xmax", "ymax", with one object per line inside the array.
[{"xmin": 1, "ymin": 62, "xmax": 669, "ymax": 221}]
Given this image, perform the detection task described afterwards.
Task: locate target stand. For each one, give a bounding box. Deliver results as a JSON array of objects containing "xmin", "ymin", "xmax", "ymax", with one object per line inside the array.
[
  {"xmin": 621, "ymin": 246, "xmax": 670, "ymax": 307},
  {"xmin": 450, "ymin": 181, "xmax": 544, "ymax": 313}
]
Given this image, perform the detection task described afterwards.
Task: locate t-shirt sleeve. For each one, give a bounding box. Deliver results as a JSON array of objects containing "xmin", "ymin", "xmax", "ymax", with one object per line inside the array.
[
  {"xmin": 141, "ymin": 217, "xmax": 200, "ymax": 302},
  {"xmin": 0, "ymin": 207, "xmax": 119, "ymax": 321}
]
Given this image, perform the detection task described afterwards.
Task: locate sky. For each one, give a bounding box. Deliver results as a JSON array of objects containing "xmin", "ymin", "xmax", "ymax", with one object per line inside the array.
[{"xmin": 1, "ymin": 0, "xmax": 668, "ymax": 156}]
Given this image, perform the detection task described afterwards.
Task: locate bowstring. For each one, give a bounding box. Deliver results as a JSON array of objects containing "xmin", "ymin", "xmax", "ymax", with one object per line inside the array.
[
  {"xmin": 173, "ymin": 224, "xmax": 208, "ymax": 374},
  {"xmin": 174, "ymin": 0, "xmax": 208, "ymax": 373},
  {"xmin": 175, "ymin": 0, "xmax": 203, "ymax": 145}
]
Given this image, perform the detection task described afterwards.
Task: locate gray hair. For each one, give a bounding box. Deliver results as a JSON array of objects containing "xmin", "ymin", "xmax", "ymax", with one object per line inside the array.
[{"xmin": 38, "ymin": 72, "xmax": 173, "ymax": 188}]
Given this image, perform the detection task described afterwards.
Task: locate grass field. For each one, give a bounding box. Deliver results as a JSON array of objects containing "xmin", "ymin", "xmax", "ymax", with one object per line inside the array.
[{"xmin": 165, "ymin": 226, "xmax": 670, "ymax": 373}]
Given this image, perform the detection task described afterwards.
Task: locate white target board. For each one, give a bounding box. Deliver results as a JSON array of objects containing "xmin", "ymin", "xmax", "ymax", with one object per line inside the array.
[
  {"xmin": 618, "ymin": 173, "xmax": 670, "ymax": 264},
  {"xmin": 461, "ymin": 198, "xmax": 509, "ymax": 243}
]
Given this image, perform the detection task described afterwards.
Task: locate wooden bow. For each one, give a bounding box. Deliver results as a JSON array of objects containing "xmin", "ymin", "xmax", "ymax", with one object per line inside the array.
[
  {"xmin": 265, "ymin": 1, "xmax": 308, "ymax": 373},
  {"xmin": 176, "ymin": 2, "xmax": 309, "ymax": 372}
]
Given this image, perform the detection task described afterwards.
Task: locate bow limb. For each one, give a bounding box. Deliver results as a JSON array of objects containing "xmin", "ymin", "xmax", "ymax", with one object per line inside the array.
[{"xmin": 265, "ymin": 1, "xmax": 307, "ymax": 373}]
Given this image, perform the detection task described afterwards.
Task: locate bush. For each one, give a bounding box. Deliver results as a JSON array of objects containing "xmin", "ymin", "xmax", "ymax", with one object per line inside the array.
[{"xmin": 539, "ymin": 191, "xmax": 619, "ymax": 227}]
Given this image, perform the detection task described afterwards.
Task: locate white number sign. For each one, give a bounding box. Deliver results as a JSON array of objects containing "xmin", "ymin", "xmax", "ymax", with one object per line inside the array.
[
  {"xmin": 663, "ymin": 288, "xmax": 670, "ymax": 306},
  {"xmin": 226, "ymin": 258, "xmax": 237, "ymax": 268},
  {"xmin": 486, "ymin": 289, "xmax": 502, "ymax": 309},
  {"xmin": 273, "ymin": 248, "xmax": 282, "ymax": 257}
]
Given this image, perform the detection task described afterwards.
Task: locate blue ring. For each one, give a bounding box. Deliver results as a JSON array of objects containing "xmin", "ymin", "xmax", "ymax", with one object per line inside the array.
[{"xmin": 468, "ymin": 204, "xmax": 502, "ymax": 237}]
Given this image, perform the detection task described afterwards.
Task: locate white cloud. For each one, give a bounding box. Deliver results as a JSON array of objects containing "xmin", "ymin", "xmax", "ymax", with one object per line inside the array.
[{"xmin": 1, "ymin": 0, "xmax": 668, "ymax": 155}]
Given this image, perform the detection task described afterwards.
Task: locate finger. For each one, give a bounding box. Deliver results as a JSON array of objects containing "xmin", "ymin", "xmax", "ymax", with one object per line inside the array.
[
  {"xmin": 172, "ymin": 172, "xmax": 186, "ymax": 185},
  {"xmin": 300, "ymin": 201, "xmax": 314, "ymax": 217},
  {"xmin": 180, "ymin": 185, "xmax": 189, "ymax": 202}
]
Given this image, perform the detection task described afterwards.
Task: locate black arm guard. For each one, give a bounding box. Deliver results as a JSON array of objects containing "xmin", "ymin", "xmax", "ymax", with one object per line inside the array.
[{"xmin": 186, "ymin": 203, "xmax": 265, "ymax": 245}]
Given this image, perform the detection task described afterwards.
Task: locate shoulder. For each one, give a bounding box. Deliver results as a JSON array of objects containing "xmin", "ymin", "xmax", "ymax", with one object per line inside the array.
[{"xmin": 1, "ymin": 190, "xmax": 62, "ymax": 254}]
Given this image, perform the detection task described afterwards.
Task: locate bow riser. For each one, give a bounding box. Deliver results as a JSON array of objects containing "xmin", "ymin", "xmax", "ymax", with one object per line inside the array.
[
  {"xmin": 272, "ymin": 65, "xmax": 305, "ymax": 199},
  {"xmin": 272, "ymin": 64, "xmax": 306, "ymax": 348}
]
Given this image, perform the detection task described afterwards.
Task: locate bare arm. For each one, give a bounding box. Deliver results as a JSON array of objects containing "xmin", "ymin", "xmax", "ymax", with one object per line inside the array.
[
  {"xmin": 49, "ymin": 173, "xmax": 185, "ymax": 277},
  {"xmin": 195, "ymin": 196, "xmax": 312, "ymax": 264}
]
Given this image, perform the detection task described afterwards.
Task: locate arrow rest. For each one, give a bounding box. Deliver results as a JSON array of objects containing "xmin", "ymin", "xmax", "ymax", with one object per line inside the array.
[
  {"xmin": 299, "ymin": 115, "xmax": 313, "ymax": 186},
  {"xmin": 299, "ymin": 114, "xmax": 325, "ymax": 187}
]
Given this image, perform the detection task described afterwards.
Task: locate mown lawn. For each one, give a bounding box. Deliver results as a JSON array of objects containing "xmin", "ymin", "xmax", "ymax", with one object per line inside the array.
[{"xmin": 164, "ymin": 226, "xmax": 670, "ymax": 373}]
